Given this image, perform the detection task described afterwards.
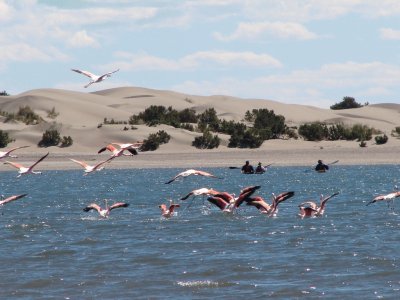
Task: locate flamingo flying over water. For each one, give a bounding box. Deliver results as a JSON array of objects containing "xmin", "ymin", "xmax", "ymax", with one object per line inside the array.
[
  {"xmin": 165, "ymin": 169, "xmax": 222, "ymax": 184},
  {"xmin": 180, "ymin": 187, "xmax": 222, "ymax": 200},
  {"xmin": 366, "ymin": 188, "xmax": 400, "ymax": 208},
  {"xmin": 159, "ymin": 200, "xmax": 180, "ymax": 218},
  {"xmin": 83, "ymin": 199, "xmax": 129, "ymax": 218},
  {"xmin": 298, "ymin": 192, "xmax": 340, "ymax": 218},
  {"xmin": 245, "ymin": 191, "xmax": 295, "ymax": 217},
  {"xmin": 0, "ymin": 146, "xmax": 29, "ymax": 159},
  {"xmin": 71, "ymin": 68, "xmax": 119, "ymax": 88},
  {"xmin": 98, "ymin": 142, "xmax": 141, "ymax": 158},
  {"xmin": 0, "ymin": 193, "xmax": 28, "ymax": 206},
  {"xmin": 69, "ymin": 157, "xmax": 114, "ymax": 175},
  {"xmin": 4, "ymin": 152, "xmax": 49, "ymax": 177},
  {"xmin": 207, "ymin": 185, "xmax": 261, "ymax": 213}
]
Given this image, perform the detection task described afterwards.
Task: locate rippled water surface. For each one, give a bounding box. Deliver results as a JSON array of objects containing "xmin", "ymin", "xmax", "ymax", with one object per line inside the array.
[{"xmin": 0, "ymin": 165, "xmax": 399, "ymax": 299}]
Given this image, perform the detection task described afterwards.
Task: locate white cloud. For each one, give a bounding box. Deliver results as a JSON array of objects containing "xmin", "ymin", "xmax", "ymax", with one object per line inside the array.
[
  {"xmin": 214, "ymin": 21, "xmax": 318, "ymax": 41},
  {"xmin": 0, "ymin": 43, "xmax": 66, "ymax": 62},
  {"xmin": 380, "ymin": 28, "xmax": 400, "ymax": 40},
  {"xmin": 67, "ymin": 30, "xmax": 99, "ymax": 48},
  {"xmin": 0, "ymin": 0, "xmax": 14, "ymax": 22}
]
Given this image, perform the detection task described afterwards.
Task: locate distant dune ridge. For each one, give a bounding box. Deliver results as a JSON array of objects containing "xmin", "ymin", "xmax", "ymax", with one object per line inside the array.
[{"xmin": 0, "ymin": 87, "xmax": 399, "ymax": 169}]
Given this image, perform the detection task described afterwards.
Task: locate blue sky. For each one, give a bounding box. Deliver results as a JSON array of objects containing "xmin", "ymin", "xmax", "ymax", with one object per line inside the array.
[{"xmin": 1, "ymin": 0, "xmax": 400, "ymax": 108}]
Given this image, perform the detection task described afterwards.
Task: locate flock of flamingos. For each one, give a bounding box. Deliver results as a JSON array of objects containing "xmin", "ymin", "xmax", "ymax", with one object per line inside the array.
[{"xmin": 0, "ymin": 143, "xmax": 399, "ymax": 219}]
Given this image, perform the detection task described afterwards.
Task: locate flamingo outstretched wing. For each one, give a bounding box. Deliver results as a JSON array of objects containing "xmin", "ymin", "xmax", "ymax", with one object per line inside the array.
[
  {"xmin": 71, "ymin": 69, "xmax": 97, "ymax": 79},
  {"xmin": 83, "ymin": 203, "xmax": 102, "ymax": 213},
  {"xmin": 109, "ymin": 202, "xmax": 129, "ymax": 211},
  {"xmin": 0, "ymin": 193, "xmax": 28, "ymax": 205}
]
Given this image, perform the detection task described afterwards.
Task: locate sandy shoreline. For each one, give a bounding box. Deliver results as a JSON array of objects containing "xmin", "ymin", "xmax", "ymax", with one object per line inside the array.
[{"xmin": 2, "ymin": 140, "xmax": 399, "ymax": 171}]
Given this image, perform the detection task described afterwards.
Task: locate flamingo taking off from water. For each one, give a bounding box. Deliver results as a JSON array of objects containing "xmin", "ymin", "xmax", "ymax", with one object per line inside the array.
[
  {"xmin": 71, "ymin": 68, "xmax": 119, "ymax": 88},
  {"xmin": 165, "ymin": 169, "xmax": 222, "ymax": 184},
  {"xmin": 0, "ymin": 193, "xmax": 28, "ymax": 206},
  {"xmin": 207, "ymin": 185, "xmax": 261, "ymax": 213},
  {"xmin": 4, "ymin": 152, "xmax": 49, "ymax": 177},
  {"xmin": 298, "ymin": 192, "xmax": 339, "ymax": 218},
  {"xmin": 0, "ymin": 146, "xmax": 29, "ymax": 159},
  {"xmin": 180, "ymin": 187, "xmax": 222, "ymax": 200},
  {"xmin": 159, "ymin": 200, "xmax": 180, "ymax": 218},
  {"xmin": 246, "ymin": 191, "xmax": 295, "ymax": 217},
  {"xmin": 83, "ymin": 199, "xmax": 129, "ymax": 218},
  {"xmin": 98, "ymin": 143, "xmax": 140, "ymax": 158},
  {"xmin": 366, "ymin": 188, "xmax": 400, "ymax": 207},
  {"xmin": 70, "ymin": 157, "xmax": 114, "ymax": 175}
]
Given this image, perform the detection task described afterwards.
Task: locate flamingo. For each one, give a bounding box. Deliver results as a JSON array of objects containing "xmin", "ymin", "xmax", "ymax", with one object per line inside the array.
[
  {"xmin": 207, "ymin": 185, "xmax": 261, "ymax": 213},
  {"xmin": 4, "ymin": 152, "xmax": 49, "ymax": 177},
  {"xmin": 69, "ymin": 157, "xmax": 114, "ymax": 175},
  {"xmin": 0, "ymin": 193, "xmax": 28, "ymax": 206},
  {"xmin": 165, "ymin": 169, "xmax": 222, "ymax": 184},
  {"xmin": 71, "ymin": 68, "xmax": 119, "ymax": 88},
  {"xmin": 180, "ymin": 188, "xmax": 222, "ymax": 200},
  {"xmin": 159, "ymin": 200, "xmax": 180, "ymax": 218},
  {"xmin": 298, "ymin": 192, "xmax": 340, "ymax": 218},
  {"xmin": 98, "ymin": 142, "xmax": 141, "ymax": 158},
  {"xmin": 0, "ymin": 146, "xmax": 29, "ymax": 159},
  {"xmin": 366, "ymin": 188, "xmax": 400, "ymax": 208},
  {"xmin": 246, "ymin": 191, "xmax": 295, "ymax": 217},
  {"xmin": 83, "ymin": 199, "xmax": 129, "ymax": 218}
]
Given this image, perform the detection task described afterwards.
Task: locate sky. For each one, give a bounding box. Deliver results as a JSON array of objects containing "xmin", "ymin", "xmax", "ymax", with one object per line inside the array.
[{"xmin": 1, "ymin": 0, "xmax": 400, "ymax": 108}]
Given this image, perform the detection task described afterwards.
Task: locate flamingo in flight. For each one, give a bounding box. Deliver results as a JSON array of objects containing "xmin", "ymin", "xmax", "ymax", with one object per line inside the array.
[
  {"xmin": 0, "ymin": 146, "xmax": 29, "ymax": 159},
  {"xmin": 207, "ymin": 185, "xmax": 261, "ymax": 213},
  {"xmin": 69, "ymin": 157, "xmax": 114, "ymax": 175},
  {"xmin": 159, "ymin": 200, "xmax": 180, "ymax": 218},
  {"xmin": 98, "ymin": 142, "xmax": 141, "ymax": 158},
  {"xmin": 366, "ymin": 188, "xmax": 400, "ymax": 208},
  {"xmin": 71, "ymin": 68, "xmax": 119, "ymax": 88},
  {"xmin": 4, "ymin": 152, "xmax": 49, "ymax": 177},
  {"xmin": 0, "ymin": 193, "xmax": 28, "ymax": 206},
  {"xmin": 180, "ymin": 187, "xmax": 222, "ymax": 200},
  {"xmin": 298, "ymin": 192, "xmax": 340, "ymax": 218},
  {"xmin": 165, "ymin": 169, "xmax": 222, "ymax": 184},
  {"xmin": 83, "ymin": 199, "xmax": 129, "ymax": 218},
  {"xmin": 245, "ymin": 191, "xmax": 295, "ymax": 217}
]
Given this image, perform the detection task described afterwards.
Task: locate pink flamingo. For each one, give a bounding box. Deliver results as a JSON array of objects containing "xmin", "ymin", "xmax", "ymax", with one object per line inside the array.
[
  {"xmin": 159, "ymin": 200, "xmax": 180, "ymax": 218},
  {"xmin": 98, "ymin": 142, "xmax": 141, "ymax": 158},
  {"xmin": 366, "ymin": 188, "xmax": 400, "ymax": 208},
  {"xmin": 83, "ymin": 199, "xmax": 129, "ymax": 218},
  {"xmin": 246, "ymin": 191, "xmax": 295, "ymax": 216},
  {"xmin": 298, "ymin": 192, "xmax": 339, "ymax": 218},
  {"xmin": 71, "ymin": 68, "xmax": 119, "ymax": 88},
  {"xmin": 69, "ymin": 157, "xmax": 114, "ymax": 175},
  {"xmin": 4, "ymin": 152, "xmax": 49, "ymax": 177},
  {"xmin": 165, "ymin": 169, "xmax": 222, "ymax": 184},
  {"xmin": 0, "ymin": 146, "xmax": 29, "ymax": 159}
]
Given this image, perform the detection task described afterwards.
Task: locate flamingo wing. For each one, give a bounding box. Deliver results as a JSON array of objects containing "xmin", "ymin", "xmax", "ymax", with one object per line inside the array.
[
  {"xmin": 207, "ymin": 196, "xmax": 228, "ymax": 210},
  {"xmin": 320, "ymin": 192, "xmax": 339, "ymax": 208},
  {"xmin": 29, "ymin": 152, "xmax": 49, "ymax": 169},
  {"xmin": 4, "ymin": 161, "xmax": 24, "ymax": 170},
  {"xmin": 83, "ymin": 203, "xmax": 102, "ymax": 213},
  {"xmin": 94, "ymin": 156, "xmax": 114, "ymax": 169},
  {"xmin": 5, "ymin": 145, "xmax": 29, "ymax": 155},
  {"xmin": 168, "ymin": 204, "xmax": 180, "ymax": 214},
  {"xmin": 165, "ymin": 174, "xmax": 181, "ymax": 184},
  {"xmin": 109, "ymin": 202, "xmax": 129, "ymax": 211},
  {"xmin": 70, "ymin": 158, "xmax": 89, "ymax": 169},
  {"xmin": 246, "ymin": 197, "xmax": 271, "ymax": 212},
  {"xmin": 0, "ymin": 193, "xmax": 28, "ymax": 205},
  {"xmin": 298, "ymin": 201, "xmax": 318, "ymax": 209},
  {"xmin": 127, "ymin": 148, "xmax": 138, "ymax": 155},
  {"xmin": 71, "ymin": 69, "xmax": 97, "ymax": 79}
]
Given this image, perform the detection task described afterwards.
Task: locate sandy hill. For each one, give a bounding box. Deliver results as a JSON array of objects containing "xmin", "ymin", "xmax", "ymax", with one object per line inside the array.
[{"xmin": 0, "ymin": 86, "xmax": 399, "ymax": 156}]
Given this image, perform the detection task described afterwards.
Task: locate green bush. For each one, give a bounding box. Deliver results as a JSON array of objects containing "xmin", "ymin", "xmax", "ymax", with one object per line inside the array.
[
  {"xmin": 228, "ymin": 128, "xmax": 264, "ymax": 148},
  {"xmin": 3, "ymin": 105, "xmax": 43, "ymax": 125},
  {"xmin": 298, "ymin": 122, "xmax": 328, "ymax": 141},
  {"xmin": 0, "ymin": 130, "xmax": 15, "ymax": 148},
  {"xmin": 140, "ymin": 130, "xmax": 171, "ymax": 151},
  {"xmin": 375, "ymin": 134, "xmax": 388, "ymax": 145},
  {"xmin": 192, "ymin": 131, "xmax": 220, "ymax": 149},
  {"xmin": 330, "ymin": 96, "xmax": 363, "ymax": 110},
  {"xmin": 0, "ymin": 90, "xmax": 10, "ymax": 96},
  {"xmin": 60, "ymin": 136, "xmax": 73, "ymax": 147},
  {"xmin": 38, "ymin": 129, "xmax": 61, "ymax": 147}
]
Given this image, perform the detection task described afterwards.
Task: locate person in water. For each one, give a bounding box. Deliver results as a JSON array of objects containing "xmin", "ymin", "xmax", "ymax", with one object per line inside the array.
[
  {"xmin": 315, "ymin": 160, "xmax": 329, "ymax": 172},
  {"xmin": 255, "ymin": 162, "xmax": 266, "ymax": 174},
  {"xmin": 241, "ymin": 161, "xmax": 254, "ymax": 174}
]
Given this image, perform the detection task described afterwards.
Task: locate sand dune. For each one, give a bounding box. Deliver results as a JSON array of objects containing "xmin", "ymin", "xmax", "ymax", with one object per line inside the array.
[{"xmin": 0, "ymin": 87, "xmax": 399, "ymax": 169}]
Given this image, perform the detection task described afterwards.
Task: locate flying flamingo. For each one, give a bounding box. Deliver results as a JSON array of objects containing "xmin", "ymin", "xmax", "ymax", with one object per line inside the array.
[
  {"xmin": 298, "ymin": 192, "xmax": 340, "ymax": 218},
  {"xmin": 245, "ymin": 191, "xmax": 295, "ymax": 217},
  {"xmin": 4, "ymin": 152, "xmax": 49, "ymax": 177},
  {"xmin": 69, "ymin": 157, "xmax": 114, "ymax": 175},
  {"xmin": 98, "ymin": 142, "xmax": 141, "ymax": 158},
  {"xmin": 159, "ymin": 200, "xmax": 180, "ymax": 218},
  {"xmin": 71, "ymin": 68, "xmax": 119, "ymax": 88},
  {"xmin": 83, "ymin": 199, "xmax": 129, "ymax": 218},
  {"xmin": 207, "ymin": 185, "xmax": 261, "ymax": 213},
  {"xmin": 0, "ymin": 193, "xmax": 28, "ymax": 206},
  {"xmin": 180, "ymin": 187, "xmax": 222, "ymax": 200},
  {"xmin": 0, "ymin": 146, "xmax": 29, "ymax": 159},
  {"xmin": 366, "ymin": 188, "xmax": 400, "ymax": 208},
  {"xmin": 165, "ymin": 169, "xmax": 222, "ymax": 184}
]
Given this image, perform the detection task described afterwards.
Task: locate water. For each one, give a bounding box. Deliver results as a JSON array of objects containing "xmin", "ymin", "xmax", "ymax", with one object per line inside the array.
[{"xmin": 0, "ymin": 165, "xmax": 399, "ymax": 299}]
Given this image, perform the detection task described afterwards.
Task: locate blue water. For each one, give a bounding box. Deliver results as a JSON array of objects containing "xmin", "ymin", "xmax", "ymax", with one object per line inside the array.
[{"xmin": 0, "ymin": 165, "xmax": 399, "ymax": 299}]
